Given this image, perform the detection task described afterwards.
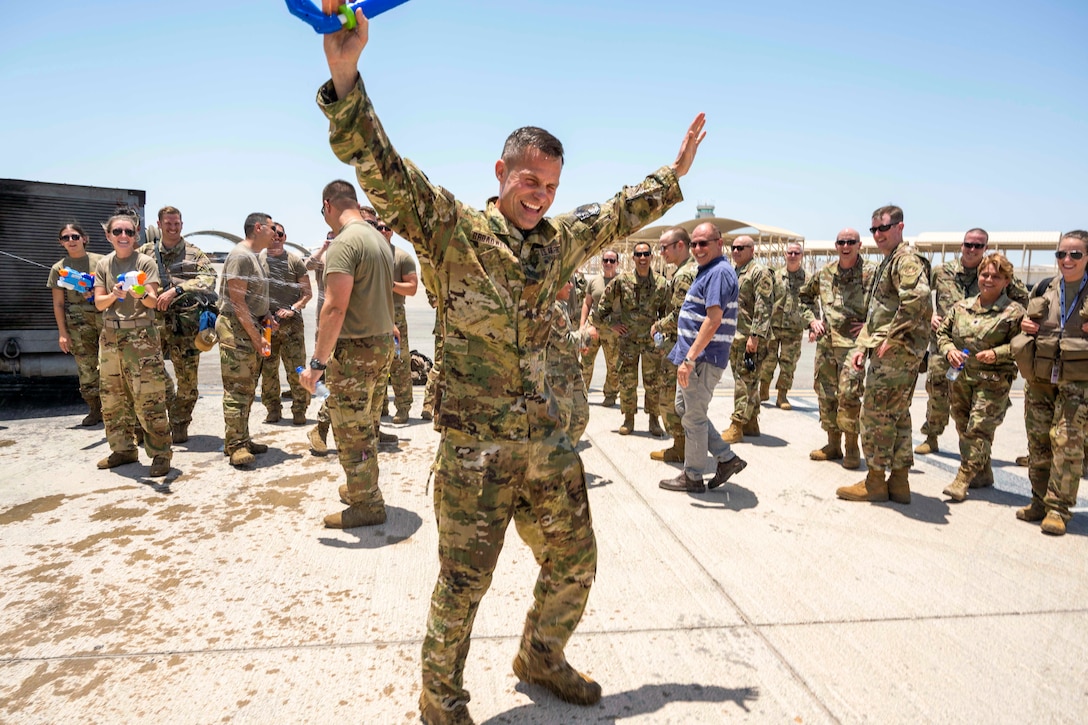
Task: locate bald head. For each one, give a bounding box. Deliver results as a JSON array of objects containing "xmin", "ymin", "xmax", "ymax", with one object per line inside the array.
[
  {"xmin": 835, "ymin": 227, "xmax": 862, "ymax": 268},
  {"xmin": 731, "ymin": 234, "xmax": 755, "ymax": 267}
]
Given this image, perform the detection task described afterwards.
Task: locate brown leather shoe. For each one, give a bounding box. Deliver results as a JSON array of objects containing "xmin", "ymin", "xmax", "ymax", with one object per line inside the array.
[
  {"xmin": 707, "ymin": 454, "xmax": 747, "ymax": 490},
  {"xmin": 512, "ymin": 650, "xmax": 601, "ymax": 706},
  {"xmin": 97, "ymin": 451, "xmax": 139, "ymax": 469},
  {"xmin": 659, "ymin": 471, "xmax": 706, "ymax": 493},
  {"xmin": 324, "ymin": 506, "xmax": 386, "ymax": 529}
]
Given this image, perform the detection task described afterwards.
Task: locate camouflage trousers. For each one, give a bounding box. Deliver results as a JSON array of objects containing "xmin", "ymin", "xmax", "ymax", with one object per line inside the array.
[
  {"xmin": 551, "ymin": 377, "xmax": 590, "ymax": 444},
  {"xmin": 99, "ymin": 325, "xmax": 171, "ymax": 458},
  {"xmin": 259, "ymin": 314, "xmax": 310, "ymax": 417},
  {"xmin": 581, "ymin": 331, "xmax": 619, "ymax": 398},
  {"xmin": 616, "ymin": 336, "xmax": 662, "ymax": 416},
  {"xmin": 813, "ymin": 341, "xmax": 864, "ymax": 435},
  {"xmin": 422, "ymin": 333, "xmax": 443, "ymax": 423},
  {"xmin": 422, "ymin": 427, "xmax": 596, "ymax": 710},
  {"xmin": 67, "ymin": 307, "xmax": 103, "ymax": 407},
  {"xmin": 760, "ymin": 327, "xmax": 803, "ymax": 391},
  {"xmin": 859, "ymin": 347, "xmax": 922, "ymax": 471},
  {"xmin": 218, "ymin": 315, "xmax": 262, "ymax": 455},
  {"xmin": 327, "ymin": 335, "xmax": 394, "ymax": 510},
  {"xmin": 921, "ymin": 349, "xmax": 952, "ymax": 437},
  {"xmin": 949, "ymin": 370, "xmax": 1013, "ymax": 479},
  {"xmin": 660, "ymin": 358, "xmax": 682, "ymax": 438},
  {"xmin": 158, "ymin": 317, "xmax": 203, "ymax": 427},
  {"xmin": 730, "ymin": 337, "xmax": 764, "ymax": 425},
  {"xmin": 383, "ymin": 306, "xmax": 413, "ymax": 415},
  {"xmin": 1024, "ymin": 380, "xmax": 1088, "ymax": 520}
]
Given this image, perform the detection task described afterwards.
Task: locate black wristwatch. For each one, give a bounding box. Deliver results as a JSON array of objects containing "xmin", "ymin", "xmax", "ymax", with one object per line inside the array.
[{"xmin": 309, "ymin": 358, "xmax": 327, "ymax": 371}]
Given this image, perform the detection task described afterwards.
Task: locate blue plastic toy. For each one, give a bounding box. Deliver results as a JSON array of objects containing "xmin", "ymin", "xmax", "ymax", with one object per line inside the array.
[
  {"xmin": 285, "ymin": 0, "xmax": 412, "ymax": 34},
  {"xmin": 58, "ymin": 267, "xmax": 95, "ymax": 295}
]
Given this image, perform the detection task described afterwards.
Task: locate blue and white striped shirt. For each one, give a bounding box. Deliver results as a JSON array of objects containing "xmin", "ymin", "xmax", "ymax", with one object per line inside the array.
[{"xmin": 668, "ymin": 255, "xmax": 738, "ymax": 369}]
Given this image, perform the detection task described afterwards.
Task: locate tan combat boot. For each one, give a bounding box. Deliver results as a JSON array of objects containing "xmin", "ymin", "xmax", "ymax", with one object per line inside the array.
[
  {"xmin": 810, "ymin": 431, "xmax": 843, "ymax": 461},
  {"xmin": 1041, "ymin": 511, "xmax": 1067, "ymax": 536},
  {"xmin": 759, "ymin": 379, "xmax": 770, "ymax": 402},
  {"xmin": 97, "ymin": 451, "xmax": 139, "ymax": 469},
  {"xmin": 943, "ymin": 470, "xmax": 970, "ymax": 502},
  {"xmin": 81, "ymin": 398, "xmax": 102, "ymax": 426},
  {"xmin": 887, "ymin": 468, "xmax": 911, "ymax": 504},
  {"xmin": 721, "ymin": 421, "xmax": 743, "ymax": 444},
  {"xmin": 618, "ymin": 413, "xmax": 635, "ymax": 435},
  {"xmin": 969, "ymin": 465, "xmax": 994, "ymax": 488},
  {"xmin": 775, "ymin": 389, "xmax": 791, "ymax": 410},
  {"xmin": 650, "ymin": 434, "xmax": 685, "ymax": 462},
  {"xmin": 842, "ymin": 433, "xmax": 861, "ymax": 470},
  {"xmin": 742, "ymin": 416, "xmax": 761, "ymax": 437},
  {"xmin": 648, "ymin": 416, "xmax": 665, "ymax": 438},
  {"xmin": 914, "ymin": 435, "xmax": 939, "ymax": 454},
  {"xmin": 1016, "ymin": 501, "xmax": 1047, "ymax": 522},
  {"xmin": 324, "ymin": 505, "xmax": 386, "ymax": 529},
  {"xmin": 836, "ymin": 469, "xmax": 889, "ymax": 502},
  {"xmin": 171, "ymin": 423, "xmax": 189, "ymax": 444},
  {"xmin": 229, "ymin": 448, "xmax": 255, "ymax": 467},
  {"xmin": 419, "ymin": 692, "xmax": 474, "ymax": 725},
  {"xmin": 308, "ymin": 423, "xmax": 329, "ymax": 455},
  {"xmin": 513, "ymin": 649, "xmax": 602, "ymax": 706}
]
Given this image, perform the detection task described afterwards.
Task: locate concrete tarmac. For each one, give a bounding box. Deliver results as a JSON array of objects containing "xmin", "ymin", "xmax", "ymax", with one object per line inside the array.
[{"xmin": 2, "ymin": 292, "xmax": 1087, "ymax": 723}]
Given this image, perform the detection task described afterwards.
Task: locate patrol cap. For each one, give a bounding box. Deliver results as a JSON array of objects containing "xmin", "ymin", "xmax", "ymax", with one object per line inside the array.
[{"xmin": 194, "ymin": 328, "xmax": 218, "ymax": 353}]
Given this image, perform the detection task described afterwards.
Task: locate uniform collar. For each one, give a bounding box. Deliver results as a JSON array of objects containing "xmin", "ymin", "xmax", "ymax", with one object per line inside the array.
[{"xmin": 485, "ymin": 197, "xmax": 558, "ymax": 245}]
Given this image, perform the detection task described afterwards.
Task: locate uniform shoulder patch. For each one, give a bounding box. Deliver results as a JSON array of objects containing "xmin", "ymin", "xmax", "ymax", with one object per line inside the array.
[{"xmin": 573, "ymin": 203, "xmax": 600, "ymax": 222}]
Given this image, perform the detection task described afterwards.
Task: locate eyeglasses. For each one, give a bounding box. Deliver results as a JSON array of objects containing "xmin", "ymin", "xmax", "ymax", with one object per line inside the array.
[
  {"xmin": 962, "ymin": 242, "xmax": 986, "ymax": 250},
  {"xmin": 731, "ymin": 245, "xmax": 752, "ymax": 252},
  {"xmin": 632, "ymin": 251, "xmax": 653, "ymax": 258},
  {"xmin": 59, "ymin": 234, "xmax": 82, "ymax": 241},
  {"xmin": 869, "ymin": 223, "xmax": 896, "ymax": 234},
  {"xmin": 366, "ymin": 220, "xmax": 392, "ymax": 233},
  {"xmin": 659, "ymin": 240, "xmax": 681, "ymax": 253},
  {"xmin": 835, "ymin": 239, "xmax": 859, "ymax": 246},
  {"xmin": 601, "ymin": 258, "xmax": 618, "ymax": 264},
  {"xmin": 1055, "ymin": 250, "xmax": 1085, "ymax": 260},
  {"xmin": 691, "ymin": 240, "xmax": 716, "ymax": 249},
  {"xmin": 110, "ymin": 228, "xmax": 136, "ymax": 237},
  {"xmin": 785, "ymin": 251, "xmax": 803, "ymax": 256}
]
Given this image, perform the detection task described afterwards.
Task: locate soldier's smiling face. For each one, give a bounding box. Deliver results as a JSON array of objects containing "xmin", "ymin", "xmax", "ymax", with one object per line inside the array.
[
  {"xmin": 495, "ymin": 147, "xmax": 561, "ymax": 231},
  {"xmin": 159, "ymin": 213, "xmax": 183, "ymax": 243}
]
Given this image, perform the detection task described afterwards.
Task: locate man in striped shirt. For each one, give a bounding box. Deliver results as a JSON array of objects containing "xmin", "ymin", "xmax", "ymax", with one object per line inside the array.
[{"xmin": 660, "ymin": 222, "xmax": 748, "ymax": 493}]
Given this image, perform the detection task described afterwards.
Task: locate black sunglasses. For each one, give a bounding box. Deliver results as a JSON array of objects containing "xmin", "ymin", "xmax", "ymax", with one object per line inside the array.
[
  {"xmin": 632, "ymin": 251, "xmax": 653, "ymax": 258},
  {"xmin": 785, "ymin": 251, "xmax": 803, "ymax": 256},
  {"xmin": 110, "ymin": 228, "xmax": 136, "ymax": 237},
  {"xmin": 835, "ymin": 239, "xmax": 859, "ymax": 246},
  {"xmin": 601, "ymin": 258, "xmax": 618, "ymax": 264},
  {"xmin": 962, "ymin": 242, "xmax": 986, "ymax": 250},
  {"xmin": 731, "ymin": 245, "xmax": 752, "ymax": 252},
  {"xmin": 59, "ymin": 234, "xmax": 82, "ymax": 241},
  {"xmin": 1055, "ymin": 250, "xmax": 1085, "ymax": 260},
  {"xmin": 366, "ymin": 219, "xmax": 392, "ymax": 233},
  {"xmin": 691, "ymin": 240, "xmax": 716, "ymax": 248},
  {"xmin": 869, "ymin": 223, "xmax": 896, "ymax": 234}
]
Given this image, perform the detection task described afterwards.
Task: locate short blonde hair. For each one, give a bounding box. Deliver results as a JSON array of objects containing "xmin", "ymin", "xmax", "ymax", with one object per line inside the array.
[{"xmin": 978, "ymin": 252, "xmax": 1013, "ymax": 281}]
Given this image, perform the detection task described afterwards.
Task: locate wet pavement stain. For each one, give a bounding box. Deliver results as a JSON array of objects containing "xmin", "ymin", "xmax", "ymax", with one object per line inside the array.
[
  {"xmin": 89, "ymin": 505, "xmax": 148, "ymax": 522},
  {"xmin": 0, "ymin": 495, "xmax": 67, "ymax": 525}
]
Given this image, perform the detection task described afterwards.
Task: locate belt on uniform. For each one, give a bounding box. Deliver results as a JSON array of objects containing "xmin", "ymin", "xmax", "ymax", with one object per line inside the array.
[{"xmin": 105, "ymin": 318, "xmax": 153, "ymax": 330}]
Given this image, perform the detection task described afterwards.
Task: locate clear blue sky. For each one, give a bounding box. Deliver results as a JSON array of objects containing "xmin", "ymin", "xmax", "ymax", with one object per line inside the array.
[{"xmin": 2, "ymin": 0, "xmax": 1085, "ymax": 254}]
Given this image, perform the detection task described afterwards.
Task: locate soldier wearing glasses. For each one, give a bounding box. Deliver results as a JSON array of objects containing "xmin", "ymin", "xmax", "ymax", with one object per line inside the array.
[
  {"xmin": 760, "ymin": 241, "xmax": 808, "ymax": 410},
  {"xmin": 594, "ymin": 241, "xmax": 669, "ymax": 436},
  {"xmin": 838, "ymin": 205, "xmax": 931, "ymax": 505},
  {"xmin": 580, "ymin": 250, "xmax": 622, "ymax": 406},
  {"xmin": 721, "ymin": 235, "xmax": 773, "ymax": 443},
  {"xmin": 915, "ymin": 228, "xmax": 1028, "ymax": 457},
  {"xmin": 799, "ymin": 228, "xmax": 875, "ymax": 470}
]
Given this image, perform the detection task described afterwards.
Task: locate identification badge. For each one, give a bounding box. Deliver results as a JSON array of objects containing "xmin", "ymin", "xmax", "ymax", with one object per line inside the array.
[{"xmin": 1051, "ymin": 363, "xmax": 1060, "ymax": 384}]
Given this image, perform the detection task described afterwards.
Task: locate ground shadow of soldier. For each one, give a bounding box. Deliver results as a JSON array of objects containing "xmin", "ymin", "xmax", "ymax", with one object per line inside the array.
[
  {"xmin": 585, "ymin": 472, "xmax": 613, "ymax": 490},
  {"xmin": 690, "ymin": 480, "xmax": 759, "ymax": 512},
  {"xmin": 317, "ymin": 504, "xmax": 423, "ymax": 549},
  {"xmin": 741, "ymin": 432, "xmax": 787, "ymax": 448},
  {"xmin": 482, "ymin": 682, "xmax": 760, "ymax": 724}
]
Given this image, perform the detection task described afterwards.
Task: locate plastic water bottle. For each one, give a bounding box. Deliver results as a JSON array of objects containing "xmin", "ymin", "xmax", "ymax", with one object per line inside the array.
[
  {"xmin": 945, "ymin": 348, "xmax": 970, "ymax": 381},
  {"xmin": 296, "ymin": 366, "xmax": 330, "ymax": 399},
  {"xmin": 394, "ymin": 337, "xmax": 401, "ymax": 358},
  {"xmin": 653, "ymin": 331, "xmax": 664, "ymax": 349}
]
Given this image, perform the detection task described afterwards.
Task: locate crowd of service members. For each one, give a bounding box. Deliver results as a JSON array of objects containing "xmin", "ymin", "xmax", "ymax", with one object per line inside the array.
[{"xmin": 47, "ymin": 205, "xmax": 1088, "ymax": 536}]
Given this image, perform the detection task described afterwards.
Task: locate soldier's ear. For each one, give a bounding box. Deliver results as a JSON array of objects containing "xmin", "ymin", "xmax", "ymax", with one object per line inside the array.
[{"xmin": 495, "ymin": 159, "xmax": 506, "ymax": 183}]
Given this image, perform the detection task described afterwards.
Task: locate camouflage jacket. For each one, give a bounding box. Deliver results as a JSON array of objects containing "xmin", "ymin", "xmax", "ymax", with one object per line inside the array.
[
  {"xmin": 799, "ymin": 259, "xmax": 876, "ymax": 349},
  {"xmin": 768, "ymin": 266, "xmax": 808, "ymax": 333},
  {"xmin": 937, "ymin": 293, "xmax": 1025, "ymax": 377},
  {"xmin": 655, "ymin": 255, "xmax": 698, "ymax": 344},
  {"xmin": 547, "ymin": 301, "xmax": 587, "ymax": 394},
  {"xmin": 735, "ymin": 259, "xmax": 773, "ymax": 338},
  {"xmin": 855, "ymin": 242, "xmax": 932, "ymax": 356},
  {"xmin": 930, "ymin": 257, "xmax": 1029, "ymax": 349},
  {"xmin": 318, "ymin": 78, "xmax": 682, "ymax": 440},
  {"xmin": 594, "ymin": 269, "xmax": 669, "ymax": 344}
]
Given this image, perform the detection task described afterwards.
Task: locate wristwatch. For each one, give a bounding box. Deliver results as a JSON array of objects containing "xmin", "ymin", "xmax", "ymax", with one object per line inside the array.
[
  {"xmin": 309, "ymin": 358, "xmax": 327, "ymax": 371},
  {"xmin": 174, "ymin": 286, "xmax": 184, "ymax": 297},
  {"xmin": 682, "ymin": 357, "xmax": 696, "ymax": 367}
]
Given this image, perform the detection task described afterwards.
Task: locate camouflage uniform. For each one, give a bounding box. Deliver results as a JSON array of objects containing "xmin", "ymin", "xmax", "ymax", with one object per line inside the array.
[
  {"xmin": 318, "ymin": 76, "xmax": 682, "ymax": 711},
  {"xmin": 138, "ymin": 238, "xmax": 216, "ymax": 430},
  {"xmin": 581, "ymin": 273, "xmax": 620, "ymax": 400},
  {"xmin": 730, "ymin": 259, "xmax": 773, "ymax": 426},
  {"xmin": 1021, "ymin": 278, "xmax": 1088, "ymax": 522},
  {"xmin": 799, "ymin": 259, "xmax": 875, "ymax": 435},
  {"xmin": 655, "ymin": 255, "xmax": 698, "ymax": 438},
  {"xmin": 548, "ymin": 301, "xmax": 590, "ymax": 443},
  {"xmin": 48, "ymin": 253, "xmax": 105, "ymax": 414},
  {"xmin": 94, "ymin": 252, "xmax": 171, "ymax": 461},
  {"xmin": 594, "ymin": 269, "xmax": 669, "ymax": 417},
  {"xmin": 923, "ymin": 259, "xmax": 1029, "ymax": 437},
  {"xmin": 854, "ymin": 242, "xmax": 932, "ymax": 472},
  {"xmin": 383, "ymin": 245, "xmax": 417, "ymax": 418},
  {"xmin": 760, "ymin": 266, "xmax": 807, "ymax": 394},
  {"xmin": 936, "ymin": 293, "xmax": 1024, "ymax": 482},
  {"xmin": 422, "ymin": 290, "xmax": 444, "ymax": 422},
  {"xmin": 258, "ymin": 249, "xmax": 310, "ymax": 420}
]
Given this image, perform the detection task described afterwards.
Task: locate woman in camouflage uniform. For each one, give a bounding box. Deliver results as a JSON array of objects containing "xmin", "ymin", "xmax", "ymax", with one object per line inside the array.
[
  {"xmin": 48, "ymin": 222, "xmax": 104, "ymax": 425},
  {"xmin": 936, "ymin": 253, "xmax": 1024, "ymax": 502}
]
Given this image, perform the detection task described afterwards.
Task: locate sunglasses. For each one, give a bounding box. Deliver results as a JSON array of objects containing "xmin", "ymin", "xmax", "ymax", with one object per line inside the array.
[
  {"xmin": 1055, "ymin": 250, "xmax": 1085, "ymax": 260},
  {"xmin": 601, "ymin": 258, "xmax": 618, "ymax": 264},
  {"xmin": 869, "ymin": 223, "xmax": 896, "ymax": 234},
  {"xmin": 366, "ymin": 219, "xmax": 392, "ymax": 233},
  {"xmin": 785, "ymin": 251, "xmax": 803, "ymax": 256},
  {"xmin": 731, "ymin": 245, "xmax": 752, "ymax": 252},
  {"xmin": 275, "ymin": 230, "xmax": 285, "ymax": 237},
  {"xmin": 110, "ymin": 228, "xmax": 137, "ymax": 237},
  {"xmin": 632, "ymin": 251, "xmax": 653, "ymax": 258},
  {"xmin": 59, "ymin": 234, "xmax": 82, "ymax": 241},
  {"xmin": 962, "ymin": 242, "xmax": 986, "ymax": 250},
  {"xmin": 691, "ymin": 240, "xmax": 716, "ymax": 248},
  {"xmin": 659, "ymin": 240, "xmax": 681, "ymax": 252},
  {"xmin": 835, "ymin": 239, "xmax": 859, "ymax": 246}
]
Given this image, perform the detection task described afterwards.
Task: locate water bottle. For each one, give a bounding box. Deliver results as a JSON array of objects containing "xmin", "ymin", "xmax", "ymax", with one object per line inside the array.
[
  {"xmin": 653, "ymin": 331, "xmax": 664, "ymax": 349},
  {"xmin": 296, "ymin": 366, "xmax": 330, "ymax": 399},
  {"xmin": 394, "ymin": 337, "xmax": 401, "ymax": 358},
  {"xmin": 945, "ymin": 348, "xmax": 970, "ymax": 381}
]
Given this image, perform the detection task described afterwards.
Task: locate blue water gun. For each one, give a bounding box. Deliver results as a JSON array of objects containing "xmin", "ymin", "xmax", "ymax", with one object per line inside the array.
[
  {"xmin": 58, "ymin": 267, "xmax": 95, "ymax": 296},
  {"xmin": 285, "ymin": 0, "xmax": 412, "ymax": 34}
]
